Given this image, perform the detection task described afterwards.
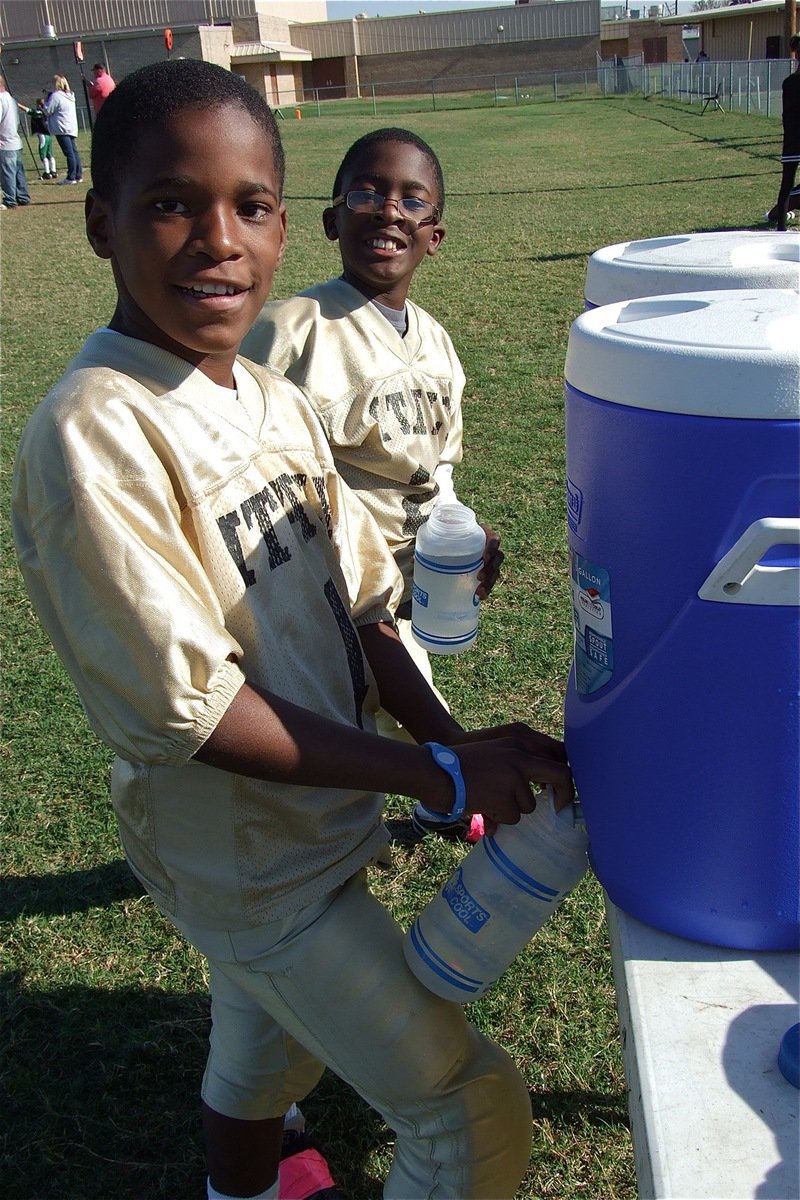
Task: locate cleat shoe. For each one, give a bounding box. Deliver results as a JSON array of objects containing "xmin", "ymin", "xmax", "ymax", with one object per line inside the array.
[
  {"xmin": 411, "ymin": 802, "xmax": 471, "ymax": 840},
  {"xmin": 279, "ymin": 1129, "xmax": 339, "ymax": 1200}
]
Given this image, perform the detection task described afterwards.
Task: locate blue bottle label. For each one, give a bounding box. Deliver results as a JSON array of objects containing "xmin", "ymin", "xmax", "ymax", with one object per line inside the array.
[
  {"xmin": 443, "ymin": 867, "xmax": 491, "ymax": 933},
  {"xmin": 570, "ymin": 551, "xmax": 614, "ymax": 694},
  {"xmin": 411, "ymin": 551, "xmax": 482, "ymax": 652}
]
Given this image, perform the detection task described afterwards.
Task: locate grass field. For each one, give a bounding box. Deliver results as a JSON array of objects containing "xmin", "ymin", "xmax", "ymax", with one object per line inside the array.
[{"xmin": 1, "ymin": 93, "xmax": 788, "ymax": 1199}]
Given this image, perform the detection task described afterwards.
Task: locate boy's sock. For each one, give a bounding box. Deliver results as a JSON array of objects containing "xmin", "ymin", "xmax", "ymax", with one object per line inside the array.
[
  {"xmin": 207, "ymin": 1177, "xmax": 279, "ymax": 1200},
  {"xmin": 283, "ymin": 1102, "xmax": 305, "ymax": 1132},
  {"xmin": 204, "ymin": 1106, "xmax": 308, "ymax": 1200}
]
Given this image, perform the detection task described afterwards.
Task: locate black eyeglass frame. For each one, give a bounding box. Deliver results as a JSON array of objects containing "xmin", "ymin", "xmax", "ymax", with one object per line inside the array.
[{"xmin": 331, "ymin": 190, "xmax": 441, "ymax": 226}]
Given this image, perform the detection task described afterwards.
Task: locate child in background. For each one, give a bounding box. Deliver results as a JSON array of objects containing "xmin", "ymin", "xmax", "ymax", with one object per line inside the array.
[
  {"xmin": 19, "ymin": 96, "xmax": 57, "ymax": 178},
  {"xmin": 242, "ymin": 129, "xmax": 502, "ymax": 838},
  {"xmin": 13, "ymin": 59, "xmax": 572, "ymax": 1200}
]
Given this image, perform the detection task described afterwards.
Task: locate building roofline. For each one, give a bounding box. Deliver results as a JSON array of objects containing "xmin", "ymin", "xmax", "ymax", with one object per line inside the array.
[
  {"xmin": 659, "ymin": 0, "xmax": 784, "ymax": 23},
  {"xmin": 0, "ymin": 21, "xmax": 201, "ymax": 49}
]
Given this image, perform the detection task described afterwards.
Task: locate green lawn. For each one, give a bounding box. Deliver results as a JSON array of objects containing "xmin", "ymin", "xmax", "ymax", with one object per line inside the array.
[{"xmin": 1, "ymin": 94, "xmax": 785, "ymax": 1199}]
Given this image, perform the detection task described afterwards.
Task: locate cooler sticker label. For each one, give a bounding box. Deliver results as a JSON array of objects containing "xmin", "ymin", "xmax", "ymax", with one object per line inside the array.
[
  {"xmin": 443, "ymin": 867, "xmax": 491, "ymax": 933},
  {"xmin": 566, "ymin": 477, "xmax": 583, "ymax": 533},
  {"xmin": 412, "ymin": 582, "xmax": 429, "ymax": 608},
  {"xmin": 570, "ymin": 552, "xmax": 613, "ymax": 694}
]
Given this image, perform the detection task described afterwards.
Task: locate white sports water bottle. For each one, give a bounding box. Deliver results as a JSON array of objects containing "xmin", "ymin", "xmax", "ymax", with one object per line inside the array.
[
  {"xmin": 411, "ymin": 503, "xmax": 486, "ymax": 655},
  {"xmin": 403, "ymin": 789, "xmax": 589, "ymax": 1002}
]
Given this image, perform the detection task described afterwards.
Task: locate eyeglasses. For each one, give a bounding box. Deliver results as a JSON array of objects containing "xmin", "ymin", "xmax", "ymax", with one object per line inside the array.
[{"xmin": 332, "ymin": 190, "xmax": 440, "ymax": 225}]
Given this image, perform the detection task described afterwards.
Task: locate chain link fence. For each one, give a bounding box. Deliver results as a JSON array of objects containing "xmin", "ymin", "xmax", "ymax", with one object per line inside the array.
[
  {"xmin": 633, "ymin": 57, "xmax": 792, "ymax": 117},
  {"xmin": 20, "ymin": 58, "xmax": 790, "ymax": 126},
  {"xmin": 299, "ymin": 69, "xmax": 607, "ymax": 116},
  {"xmin": 296, "ymin": 57, "xmax": 791, "ymax": 119}
]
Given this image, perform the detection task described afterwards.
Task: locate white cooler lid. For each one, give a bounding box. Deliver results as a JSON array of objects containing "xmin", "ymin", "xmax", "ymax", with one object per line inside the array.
[
  {"xmin": 585, "ymin": 232, "xmax": 800, "ymax": 306},
  {"xmin": 565, "ymin": 289, "xmax": 800, "ymax": 418}
]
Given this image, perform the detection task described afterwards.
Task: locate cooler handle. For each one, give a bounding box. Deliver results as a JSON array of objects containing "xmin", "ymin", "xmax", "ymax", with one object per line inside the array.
[{"xmin": 698, "ymin": 518, "xmax": 800, "ymax": 606}]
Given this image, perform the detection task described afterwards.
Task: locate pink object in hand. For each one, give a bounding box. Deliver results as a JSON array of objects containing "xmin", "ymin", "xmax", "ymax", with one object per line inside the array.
[{"xmin": 466, "ymin": 813, "xmax": 485, "ymax": 842}]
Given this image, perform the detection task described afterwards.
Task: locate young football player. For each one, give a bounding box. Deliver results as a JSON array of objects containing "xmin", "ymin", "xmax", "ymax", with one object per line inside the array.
[{"xmin": 13, "ymin": 61, "xmax": 571, "ymax": 1200}]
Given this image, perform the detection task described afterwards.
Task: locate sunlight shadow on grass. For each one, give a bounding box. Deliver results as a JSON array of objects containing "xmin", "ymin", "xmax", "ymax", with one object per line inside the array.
[{"xmin": 1, "ymin": 861, "xmax": 144, "ymax": 921}]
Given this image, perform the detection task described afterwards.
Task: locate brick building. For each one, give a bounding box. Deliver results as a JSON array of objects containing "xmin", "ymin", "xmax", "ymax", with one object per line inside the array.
[
  {"xmin": 600, "ymin": 16, "xmax": 686, "ymax": 64},
  {"xmin": 0, "ymin": 0, "xmax": 601, "ymax": 114},
  {"xmin": 290, "ymin": 2, "xmax": 600, "ymax": 98},
  {"xmin": 660, "ymin": 0, "xmax": 792, "ymax": 61}
]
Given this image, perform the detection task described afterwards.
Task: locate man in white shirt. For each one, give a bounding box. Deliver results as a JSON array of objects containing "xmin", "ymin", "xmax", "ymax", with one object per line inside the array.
[{"xmin": 0, "ymin": 76, "xmax": 31, "ymax": 209}]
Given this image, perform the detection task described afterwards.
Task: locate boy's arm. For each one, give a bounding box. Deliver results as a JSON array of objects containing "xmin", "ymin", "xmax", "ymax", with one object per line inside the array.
[
  {"xmin": 195, "ymin": 673, "xmax": 454, "ymax": 816},
  {"xmin": 358, "ymin": 621, "xmax": 464, "ymax": 746},
  {"xmin": 356, "ymin": 621, "xmax": 572, "ymax": 811},
  {"xmin": 195, "ymin": 664, "xmax": 573, "ymax": 824}
]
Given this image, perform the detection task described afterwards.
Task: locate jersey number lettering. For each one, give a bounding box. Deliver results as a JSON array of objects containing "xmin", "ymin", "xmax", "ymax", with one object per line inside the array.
[{"xmin": 324, "ymin": 579, "xmax": 368, "ymax": 729}]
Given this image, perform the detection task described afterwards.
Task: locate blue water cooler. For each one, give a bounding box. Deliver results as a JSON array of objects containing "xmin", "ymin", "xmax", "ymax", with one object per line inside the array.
[
  {"xmin": 564, "ymin": 288, "xmax": 800, "ymax": 951},
  {"xmin": 584, "ymin": 231, "xmax": 800, "ymax": 309}
]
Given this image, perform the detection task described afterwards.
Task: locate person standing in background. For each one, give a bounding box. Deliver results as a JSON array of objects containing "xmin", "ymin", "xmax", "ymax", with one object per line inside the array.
[
  {"xmin": 44, "ymin": 75, "xmax": 83, "ymax": 185},
  {"xmin": 89, "ymin": 64, "xmax": 116, "ymax": 115},
  {"xmin": 18, "ymin": 96, "xmax": 58, "ymax": 178},
  {"xmin": 0, "ymin": 76, "xmax": 31, "ymax": 209},
  {"xmin": 766, "ymin": 35, "xmax": 800, "ymax": 231}
]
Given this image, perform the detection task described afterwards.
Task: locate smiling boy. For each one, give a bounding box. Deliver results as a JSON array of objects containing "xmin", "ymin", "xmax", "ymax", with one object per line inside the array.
[
  {"xmin": 244, "ymin": 130, "xmax": 473, "ymax": 593},
  {"xmin": 242, "ymin": 130, "xmax": 502, "ymax": 836},
  {"xmin": 13, "ymin": 61, "xmax": 572, "ymax": 1200}
]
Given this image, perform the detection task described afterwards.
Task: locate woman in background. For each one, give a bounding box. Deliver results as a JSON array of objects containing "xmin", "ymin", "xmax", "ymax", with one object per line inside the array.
[{"xmin": 44, "ymin": 75, "xmax": 83, "ymax": 184}]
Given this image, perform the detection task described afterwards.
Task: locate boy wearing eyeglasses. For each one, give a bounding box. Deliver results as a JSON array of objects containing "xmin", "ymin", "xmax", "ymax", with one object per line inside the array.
[{"xmin": 242, "ymin": 128, "xmax": 502, "ymax": 837}]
